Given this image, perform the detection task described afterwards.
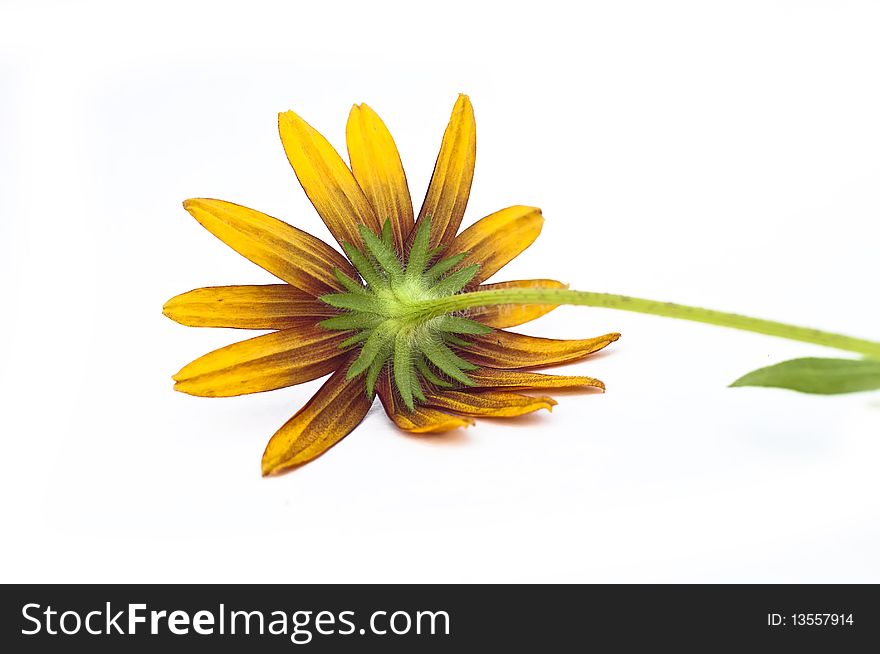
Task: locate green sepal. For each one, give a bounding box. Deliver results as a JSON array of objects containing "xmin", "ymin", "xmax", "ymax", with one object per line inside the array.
[
  {"xmin": 380, "ymin": 218, "xmax": 394, "ymax": 248},
  {"xmin": 424, "ymin": 252, "xmax": 467, "ymax": 282},
  {"xmin": 431, "ymin": 264, "xmax": 480, "ymax": 296},
  {"xmin": 365, "ymin": 342, "xmax": 392, "ymax": 398},
  {"xmin": 415, "ymin": 356, "xmax": 455, "ymax": 388},
  {"xmin": 422, "ymin": 339, "xmax": 477, "ymax": 385},
  {"xmin": 333, "ymin": 268, "xmax": 367, "ymax": 294},
  {"xmin": 320, "ymin": 292, "xmax": 382, "ymax": 313},
  {"xmin": 434, "ymin": 315, "xmax": 493, "ymax": 335},
  {"xmin": 443, "ymin": 342, "xmax": 478, "ymax": 371},
  {"xmin": 393, "ymin": 332, "xmax": 415, "ymax": 410},
  {"xmin": 320, "ymin": 312, "xmax": 384, "ymax": 331},
  {"xmin": 358, "ymin": 224, "xmax": 403, "ymax": 279},
  {"xmin": 405, "ymin": 217, "xmax": 431, "ymax": 280},
  {"xmin": 342, "ymin": 242, "xmax": 384, "ymax": 289},
  {"xmin": 339, "ymin": 330, "xmax": 370, "ymax": 348},
  {"xmin": 411, "ymin": 375, "xmax": 426, "ymax": 404},
  {"xmin": 444, "ymin": 335, "xmax": 472, "ymax": 348},
  {"xmin": 347, "ymin": 328, "xmax": 389, "ymax": 379}
]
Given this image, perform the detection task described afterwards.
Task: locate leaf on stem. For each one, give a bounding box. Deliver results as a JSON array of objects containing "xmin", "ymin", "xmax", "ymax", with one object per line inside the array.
[{"xmin": 730, "ymin": 357, "xmax": 880, "ymax": 394}]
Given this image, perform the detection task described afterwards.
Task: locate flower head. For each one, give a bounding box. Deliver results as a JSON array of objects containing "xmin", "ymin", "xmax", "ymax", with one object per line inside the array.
[{"xmin": 164, "ymin": 95, "xmax": 619, "ymax": 476}]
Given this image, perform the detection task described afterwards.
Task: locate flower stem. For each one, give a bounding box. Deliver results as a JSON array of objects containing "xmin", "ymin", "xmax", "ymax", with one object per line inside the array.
[{"xmin": 410, "ymin": 289, "xmax": 880, "ymax": 359}]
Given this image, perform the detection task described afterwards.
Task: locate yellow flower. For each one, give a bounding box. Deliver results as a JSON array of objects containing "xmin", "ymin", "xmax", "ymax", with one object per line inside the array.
[{"xmin": 163, "ymin": 95, "xmax": 619, "ymax": 476}]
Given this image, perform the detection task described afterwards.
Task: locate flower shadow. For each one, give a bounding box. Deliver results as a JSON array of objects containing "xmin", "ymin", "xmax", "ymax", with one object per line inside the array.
[
  {"xmin": 479, "ymin": 411, "xmax": 555, "ymax": 429},
  {"xmin": 398, "ymin": 427, "xmax": 473, "ymax": 447}
]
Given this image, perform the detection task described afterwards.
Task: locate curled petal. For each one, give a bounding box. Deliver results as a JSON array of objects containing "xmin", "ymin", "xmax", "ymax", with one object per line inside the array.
[
  {"xmin": 467, "ymin": 279, "xmax": 567, "ymax": 328},
  {"xmin": 279, "ymin": 110, "xmax": 381, "ymax": 249},
  {"xmin": 163, "ymin": 285, "xmax": 337, "ymax": 329},
  {"xmin": 261, "ymin": 362, "xmax": 374, "ymax": 475},
  {"xmin": 173, "ymin": 320, "xmax": 348, "ymax": 397},
  {"xmin": 462, "ymin": 330, "xmax": 620, "ymax": 370},
  {"xmin": 376, "ymin": 373, "xmax": 473, "ymax": 434},
  {"xmin": 424, "ymin": 389, "xmax": 556, "ymax": 418},
  {"xmin": 346, "ymin": 104, "xmax": 414, "ymax": 253},
  {"xmin": 443, "ymin": 206, "xmax": 544, "ymax": 284},
  {"xmin": 412, "ymin": 94, "xmax": 476, "ymax": 250},
  {"xmin": 468, "ymin": 368, "xmax": 605, "ymax": 391},
  {"xmin": 182, "ymin": 199, "xmax": 355, "ymax": 297}
]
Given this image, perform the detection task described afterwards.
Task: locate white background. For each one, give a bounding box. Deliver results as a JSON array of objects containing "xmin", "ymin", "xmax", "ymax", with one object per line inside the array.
[{"xmin": 2, "ymin": 0, "xmax": 879, "ymax": 583}]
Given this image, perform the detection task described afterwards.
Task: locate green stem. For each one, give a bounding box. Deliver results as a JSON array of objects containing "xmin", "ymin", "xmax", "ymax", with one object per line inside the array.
[{"xmin": 409, "ymin": 289, "xmax": 880, "ymax": 359}]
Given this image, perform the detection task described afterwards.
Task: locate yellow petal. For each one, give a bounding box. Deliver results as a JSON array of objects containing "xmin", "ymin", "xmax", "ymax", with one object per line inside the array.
[
  {"xmin": 462, "ymin": 330, "xmax": 620, "ymax": 369},
  {"xmin": 173, "ymin": 320, "xmax": 348, "ymax": 397},
  {"xmin": 346, "ymin": 104, "xmax": 414, "ymax": 253},
  {"xmin": 279, "ymin": 110, "xmax": 381, "ymax": 249},
  {"xmin": 442, "ymin": 206, "xmax": 543, "ymax": 284},
  {"xmin": 468, "ymin": 279, "xmax": 567, "ymax": 328},
  {"xmin": 469, "ymin": 368, "xmax": 605, "ymax": 391},
  {"xmin": 163, "ymin": 285, "xmax": 337, "ymax": 329},
  {"xmin": 261, "ymin": 363, "xmax": 373, "ymax": 475},
  {"xmin": 424, "ymin": 389, "xmax": 556, "ymax": 417},
  {"xmin": 183, "ymin": 198, "xmax": 355, "ymax": 297},
  {"xmin": 376, "ymin": 373, "xmax": 473, "ymax": 434},
  {"xmin": 412, "ymin": 94, "xmax": 476, "ymax": 250}
]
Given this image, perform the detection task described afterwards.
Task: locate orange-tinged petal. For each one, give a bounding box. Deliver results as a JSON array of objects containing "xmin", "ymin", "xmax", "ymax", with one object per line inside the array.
[
  {"xmin": 461, "ymin": 330, "xmax": 620, "ymax": 370},
  {"xmin": 468, "ymin": 368, "xmax": 605, "ymax": 391},
  {"xmin": 173, "ymin": 320, "xmax": 348, "ymax": 397},
  {"xmin": 163, "ymin": 285, "xmax": 337, "ymax": 329},
  {"xmin": 412, "ymin": 94, "xmax": 476, "ymax": 250},
  {"xmin": 468, "ymin": 279, "xmax": 567, "ymax": 328},
  {"xmin": 261, "ymin": 363, "xmax": 373, "ymax": 475},
  {"xmin": 346, "ymin": 104, "xmax": 414, "ymax": 253},
  {"xmin": 376, "ymin": 373, "xmax": 473, "ymax": 434},
  {"xmin": 182, "ymin": 198, "xmax": 355, "ymax": 297},
  {"xmin": 442, "ymin": 206, "xmax": 543, "ymax": 285},
  {"xmin": 385, "ymin": 405, "xmax": 475, "ymax": 434},
  {"xmin": 424, "ymin": 389, "xmax": 556, "ymax": 418},
  {"xmin": 278, "ymin": 110, "xmax": 381, "ymax": 249}
]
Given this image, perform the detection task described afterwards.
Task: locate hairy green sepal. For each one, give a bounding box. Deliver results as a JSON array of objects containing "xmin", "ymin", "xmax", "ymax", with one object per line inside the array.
[{"xmin": 319, "ymin": 219, "xmax": 490, "ymax": 410}]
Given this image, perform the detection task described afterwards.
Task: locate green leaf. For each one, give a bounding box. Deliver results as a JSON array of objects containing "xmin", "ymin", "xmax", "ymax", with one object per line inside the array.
[
  {"xmin": 424, "ymin": 252, "xmax": 467, "ymax": 282},
  {"xmin": 730, "ymin": 357, "xmax": 880, "ymax": 395},
  {"xmin": 358, "ymin": 224, "xmax": 403, "ymax": 278},
  {"xmin": 431, "ymin": 264, "xmax": 480, "ymax": 296}
]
